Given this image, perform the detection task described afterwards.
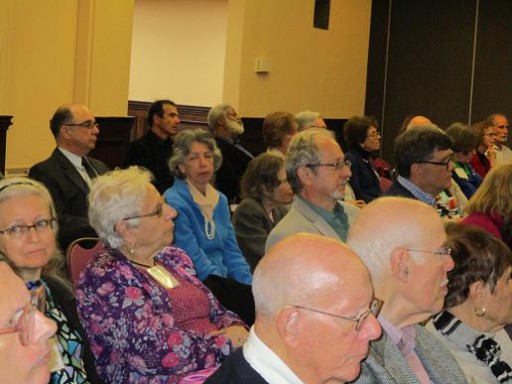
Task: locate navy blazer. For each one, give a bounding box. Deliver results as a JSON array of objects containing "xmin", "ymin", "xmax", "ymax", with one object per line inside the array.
[
  {"xmin": 29, "ymin": 148, "xmax": 109, "ymax": 251},
  {"xmin": 205, "ymin": 348, "xmax": 268, "ymax": 384}
]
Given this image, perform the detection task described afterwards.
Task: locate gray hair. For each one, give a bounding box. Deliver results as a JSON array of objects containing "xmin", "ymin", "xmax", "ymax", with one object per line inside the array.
[
  {"xmin": 285, "ymin": 128, "xmax": 335, "ymax": 193},
  {"xmin": 168, "ymin": 129, "xmax": 222, "ymax": 179},
  {"xmin": 296, "ymin": 110, "xmax": 322, "ymax": 132},
  {"xmin": 88, "ymin": 167, "xmax": 152, "ymax": 249},
  {"xmin": 0, "ymin": 177, "xmax": 63, "ymax": 274},
  {"xmin": 207, "ymin": 103, "xmax": 232, "ymax": 132}
]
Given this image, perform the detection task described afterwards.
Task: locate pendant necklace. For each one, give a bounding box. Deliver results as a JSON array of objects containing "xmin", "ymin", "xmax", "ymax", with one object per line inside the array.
[
  {"xmin": 202, "ymin": 212, "xmax": 216, "ymax": 240},
  {"xmin": 129, "ymin": 259, "xmax": 181, "ymax": 289}
]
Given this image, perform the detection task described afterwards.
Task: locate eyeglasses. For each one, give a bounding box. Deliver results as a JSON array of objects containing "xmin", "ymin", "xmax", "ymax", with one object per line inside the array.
[
  {"xmin": 64, "ymin": 121, "xmax": 99, "ymax": 129},
  {"xmin": 0, "ymin": 218, "xmax": 57, "ymax": 240},
  {"xmin": 415, "ymin": 159, "xmax": 452, "ymax": 170},
  {"xmin": 306, "ymin": 160, "xmax": 352, "ymax": 171},
  {"xmin": 406, "ymin": 246, "xmax": 452, "ymax": 257},
  {"xmin": 0, "ymin": 286, "xmax": 46, "ymax": 346},
  {"xmin": 368, "ymin": 132, "xmax": 381, "ymax": 139},
  {"xmin": 122, "ymin": 203, "xmax": 164, "ymax": 222},
  {"xmin": 292, "ymin": 298, "xmax": 383, "ymax": 331}
]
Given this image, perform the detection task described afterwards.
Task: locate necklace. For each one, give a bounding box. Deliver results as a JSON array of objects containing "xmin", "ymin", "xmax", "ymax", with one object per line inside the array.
[
  {"xmin": 128, "ymin": 259, "xmax": 181, "ymax": 289},
  {"xmin": 202, "ymin": 212, "xmax": 216, "ymax": 240}
]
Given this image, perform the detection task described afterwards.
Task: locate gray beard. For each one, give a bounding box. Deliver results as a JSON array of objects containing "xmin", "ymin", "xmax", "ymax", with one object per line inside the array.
[{"xmin": 227, "ymin": 120, "xmax": 244, "ymax": 136}]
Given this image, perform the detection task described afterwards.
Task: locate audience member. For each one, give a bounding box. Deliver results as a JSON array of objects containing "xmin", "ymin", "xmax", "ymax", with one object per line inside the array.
[
  {"xmin": 445, "ymin": 122, "xmax": 482, "ymax": 199},
  {"xmin": 426, "ymin": 223, "xmax": 512, "ymax": 384},
  {"xmin": 206, "ymin": 233, "xmax": 382, "ymax": 384},
  {"xmin": 29, "ymin": 103, "xmax": 109, "ymax": 251},
  {"xmin": 487, "ymin": 113, "xmax": 512, "ymax": 165},
  {"xmin": 123, "ymin": 99, "xmax": 180, "ymax": 193},
  {"xmin": 0, "ymin": 262, "xmax": 57, "ymax": 384},
  {"xmin": 295, "ymin": 110, "xmax": 327, "ymax": 131},
  {"xmin": 463, "ymin": 163, "xmax": 512, "ymax": 249},
  {"xmin": 262, "ymin": 111, "xmax": 298, "ymax": 155},
  {"xmin": 266, "ymin": 129, "xmax": 360, "ymax": 250},
  {"xmin": 343, "ymin": 115, "xmax": 383, "ymax": 203},
  {"xmin": 208, "ymin": 103, "xmax": 253, "ymax": 204},
  {"xmin": 348, "ymin": 197, "xmax": 467, "ymax": 383},
  {"xmin": 0, "ymin": 177, "xmax": 101, "ymax": 383},
  {"xmin": 165, "ymin": 129, "xmax": 254, "ymax": 323},
  {"xmin": 77, "ymin": 167, "xmax": 247, "ymax": 383},
  {"xmin": 400, "ymin": 115, "xmax": 433, "ymax": 133},
  {"xmin": 385, "ymin": 125, "xmax": 462, "ymax": 218},
  {"xmin": 470, "ymin": 120, "xmax": 497, "ymax": 178},
  {"xmin": 232, "ymin": 152, "xmax": 292, "ymax": 271}
]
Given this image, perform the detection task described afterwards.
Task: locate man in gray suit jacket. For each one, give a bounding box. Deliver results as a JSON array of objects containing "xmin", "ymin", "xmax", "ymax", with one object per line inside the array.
[
  {"xmin": 347, "ymin": 197, "xmax": 468, "ymax": 384},
  {"xmin": 29, "ymin": 104, "xmax": 109, "ymax": 251},
  {"xmin": 266, "ymin": 128, "xmax": 360, "ymax": 251}
]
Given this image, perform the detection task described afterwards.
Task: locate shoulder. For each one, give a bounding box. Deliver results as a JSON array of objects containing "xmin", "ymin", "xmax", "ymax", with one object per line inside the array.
[
  {"xmin": 205, "ymin": 349, "xmax": 267, "ymax": 384},
  {"xmin": 29, "ymin": 149, "xmax": 60, "ymax": 173},
  {"xmin": 384, "ymin": 181, "xmax": 414, "ymax": 198},
  {"xmin": 339, "ymin": 200, "xmax": 361, "ymax": 221}
]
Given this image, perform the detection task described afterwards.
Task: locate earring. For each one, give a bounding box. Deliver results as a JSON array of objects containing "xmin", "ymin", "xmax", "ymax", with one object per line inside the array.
[
  {"xmin": 129, "ymin": 242, "xmax": 135, "ymax": 255},
  {"xmin": 474, "ymin": 307, "xmax": 486, "ymax": 317}
]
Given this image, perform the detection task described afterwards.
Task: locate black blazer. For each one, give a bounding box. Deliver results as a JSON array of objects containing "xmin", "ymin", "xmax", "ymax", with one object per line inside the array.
[
  {"xmin": 205, "ymin": 348, "xmax": 268, "ymax": 383},
  {"xmin": 29, "ymin": 148, "xmax": 109, "ymax": 251}
]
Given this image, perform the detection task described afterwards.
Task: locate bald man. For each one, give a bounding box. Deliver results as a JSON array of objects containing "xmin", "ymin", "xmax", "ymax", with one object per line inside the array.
[
  {"xmin": 347, "ymin": 197, "xmax": 467, "ymax": 383},
  {"xmin": 29, "ymin": 104, "xmax": 110, "ymax": 251},
  {"xmin": 206, "ymin": 233, "xmax": 381, "ymax": 383}
]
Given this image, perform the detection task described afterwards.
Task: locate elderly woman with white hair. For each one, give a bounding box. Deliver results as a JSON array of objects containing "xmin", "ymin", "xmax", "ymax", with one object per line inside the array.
[
  {"xmin": 0, "ymin": 177, "xmax": 101, "ymax": 383},
  {"xmin": 76, "ymin": 167, "xmax": 247, "ymax": 384}
]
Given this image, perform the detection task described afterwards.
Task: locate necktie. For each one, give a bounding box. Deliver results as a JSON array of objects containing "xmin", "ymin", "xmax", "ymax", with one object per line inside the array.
[{"xmin": 82, "ymin": 157, "xmax": 98, "ymax": 180}]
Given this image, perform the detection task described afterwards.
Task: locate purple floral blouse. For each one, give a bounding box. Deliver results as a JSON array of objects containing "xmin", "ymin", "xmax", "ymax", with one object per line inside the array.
[{"xmin": 76, "ymin": 246, "xmax": 244, "ymax": 384}]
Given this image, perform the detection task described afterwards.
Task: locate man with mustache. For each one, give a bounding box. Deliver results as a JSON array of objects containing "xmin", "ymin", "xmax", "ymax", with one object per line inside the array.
[
  {"xmin": 208, "ymin": 103, "xmax": 253, "ymax": 204},
  {"xmin": 486, "ymin": 113, "xmax": 512, "ymax": 165},
  {"xmin": 29, "ymin": 103, "xmax": 109, "ymax": 251},
  {"xmin": 266, "ymin": 129, "xmax": 360, "ymax": 250},
  {"xmin": 348, "ymin": 197, "xmax": 467, "ymax": 383}
]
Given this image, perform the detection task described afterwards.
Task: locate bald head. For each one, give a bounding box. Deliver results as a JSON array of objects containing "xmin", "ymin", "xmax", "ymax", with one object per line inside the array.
[
  {"xmin": 348, "ymin": 197, "xmax": 444, "ymax": 278},
  {"xmin": 407, "ymin": 115, "xmax": 432, "ymax": 130},
  {"xmin": 254, "ymin": 233, "xmax": 370, "ymax": 318}
]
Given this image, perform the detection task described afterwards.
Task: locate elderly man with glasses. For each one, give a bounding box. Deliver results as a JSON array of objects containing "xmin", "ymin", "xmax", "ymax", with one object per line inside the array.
[
  {"xmin": 347, "ymin": 197, "xmax": 467, "ymax": 383},
  {"xmin": 206, "ymin": 233, "xmax": 382, "ymax": 384},
  {"xmin": 29, "ymin": 103, "xmax": 110, "ymax": 251},
  {"xmin": 265, "ymin": 129, "xmax": 360, "ymax": 250}
]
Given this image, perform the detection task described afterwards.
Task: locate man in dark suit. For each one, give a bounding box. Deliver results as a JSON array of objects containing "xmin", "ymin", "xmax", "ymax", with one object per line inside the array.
[
  {"xmin": 29, "ymin": 104, "xmax": 109, "ymax": 251},
  {"xmin": 123, "ymin": 99, "xmax": 180, "ymax": 194},
  {"xmin": 208, "ymin": 103, "xmax": 253, "ymax": 204},
  {"xmin": 206, "ymin": 233, "xmax": 381, "ymax": 384}
]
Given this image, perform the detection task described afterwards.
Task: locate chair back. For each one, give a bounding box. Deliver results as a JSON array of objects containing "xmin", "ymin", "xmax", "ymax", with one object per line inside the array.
[{"xmin": 66, "ymin": 237, "xmax": 104, "ymax": 285}]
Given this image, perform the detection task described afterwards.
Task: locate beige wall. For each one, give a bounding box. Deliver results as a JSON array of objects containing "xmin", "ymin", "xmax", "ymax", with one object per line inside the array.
[
  {"xmin": 129, "ymin": 0, "xmax": 228, "ymax": 106},
  {"xmin": 0, "ymin": 0, "xmax": 133, "ymax": 172},
  {"xmin": 225, "ymin": 0, "xmax": 372, "ymax": 118}
]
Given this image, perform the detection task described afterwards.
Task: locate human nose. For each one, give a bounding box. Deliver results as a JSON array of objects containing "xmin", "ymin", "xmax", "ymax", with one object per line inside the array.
[
  {"xmin": 32, "ymin": 310, "xmax": 57, "ymax": 343},
  {"xmin": 444, "ymin": 254, "xmax": 455, "ymax": 272},
  {"xmin": 164, "ymin": 203, "xmax": 178, "ymax": 220},
  {"xmin": 360, "ymin": 313, "xmax": 381, "ymax": 340},
  {"xmin": 26, "ymin": 226, "xmax": 42, "ymax": 242},
  {"xmin": 447, "ymin": 160, "xmax": 455, "ymax": 172}
]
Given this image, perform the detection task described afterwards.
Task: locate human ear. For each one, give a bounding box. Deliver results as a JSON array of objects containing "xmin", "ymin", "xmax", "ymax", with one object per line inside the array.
[
  {"xmin": 296, "ymin": 166, "xmax": 312, "ymax": 186},
  {"xmin": 390, "ymin": 248, "xmax": 410, "ymax": 282},
  {"xmin": 277, "ymin": 307, "xmax": 301, "ymax": 349}
]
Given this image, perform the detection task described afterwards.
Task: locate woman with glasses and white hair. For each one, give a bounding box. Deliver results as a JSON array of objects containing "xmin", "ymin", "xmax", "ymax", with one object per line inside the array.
[
  {"xmin": 0, "ymin": 177, "xmax": 101, "ymax": 383},
  {"xmin": 427, "ymin": 222, "xmax": 512, "ymax": 384},
  {"xmin": 76, "ymin": 167, "xmax": 247, "ymax": 384}
]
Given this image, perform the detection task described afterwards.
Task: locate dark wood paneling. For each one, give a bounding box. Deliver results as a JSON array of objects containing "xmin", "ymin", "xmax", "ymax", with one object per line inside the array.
[
  {"xmin": 89, "ymin": 117, "xmax": 134, "ymax": 169},
  {"xmin": 472, "ymin": 1, "xmax": 512, "ymax": 125},
  {"xmin": 0, "ymin": 116, "xmax": 13, "ymax": 175}
]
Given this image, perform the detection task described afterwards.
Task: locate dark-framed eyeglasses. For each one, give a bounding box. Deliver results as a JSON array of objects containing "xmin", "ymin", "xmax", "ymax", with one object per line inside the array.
[
  {"xmin": 0, "ymin": 218, "xmax": 57, "ymax": 240},
  {"xmin": 415, "ymin": 159, "xmax": 452, "ymax": 170},
  {"xmin": 306, "ymin": 160, "xmax": 352, "ymax": 171},
  {"xmin": 122, "ymin": 203, "xmax": 164, "ymax": 222},
  {"xmin": 292, "ymin": 297, "xmax": 383, "ymax": 331},
  {"xmin": 406, "ymin": 246, "xmax": 452, "ymax": 257},
  {"xmin": 368, "ymin": 132, "xmax": 381, "ymax": 140},
  {"xmin": 63, "ymin": 121, "xmax": 99, "ymax": 129},
  {"xmin": 0, "ymin": 285, "xmax": 46, "ymax": 346}
]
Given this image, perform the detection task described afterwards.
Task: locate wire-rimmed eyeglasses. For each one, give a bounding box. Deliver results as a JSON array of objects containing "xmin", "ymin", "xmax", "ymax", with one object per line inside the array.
[
  {"xmin": 406, "ymin": 247, "xmax": 452, "ymax": 257},
  {"xmin": 306, "ymin": 160, "xmax": 352, "ymax": 171},
  {"xmin": 292, "ymin": 297, "xmax": 383, "ymax": 331},
  {"xmin": 0, "ymin": 218, "xmax": 57, "ymax": 240},
  {"xmin": 0, "ymin": 285, "xmax": 46, "ymax": 346}
]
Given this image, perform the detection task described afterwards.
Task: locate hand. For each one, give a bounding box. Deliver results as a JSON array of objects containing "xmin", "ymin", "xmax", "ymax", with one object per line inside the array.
[
  {"xmin": 486, "ymin": 145, "xmax": 497, "ymax": 166},
  {"xmin": 210, "ymin": 325, "xmax": 248, "ymax": 349}
]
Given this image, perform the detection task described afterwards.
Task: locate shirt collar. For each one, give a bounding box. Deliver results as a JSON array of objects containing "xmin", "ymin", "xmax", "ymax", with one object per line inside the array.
[
  {"xmin": 379, "ymin": 315, "xmax": 418, "ymax": 357},
  {"xmin": 58, "ymin": 147, "xmax": 83, "ymax": 168},
  {"xmin": 243, "ymin": 327, "xmax": 304, "ymax": 384},
  {"xmin": 397, "ymin": 175, "xmax": 436, "ymax": 206}
]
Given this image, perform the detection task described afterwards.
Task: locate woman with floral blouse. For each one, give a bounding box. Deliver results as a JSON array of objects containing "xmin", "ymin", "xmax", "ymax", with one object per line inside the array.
[{"xmin": 76, "ymin": 167, "xmax": 247, "ymax": 384}]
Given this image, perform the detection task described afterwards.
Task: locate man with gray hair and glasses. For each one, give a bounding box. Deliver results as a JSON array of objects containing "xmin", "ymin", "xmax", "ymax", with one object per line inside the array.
[
  {"xmin": 265, "ymin": 128, "xmax": 360, "ymax": 250},
  {"xmin": 206, "ymin": 233, "xmax": 382, "ymax": 383},
  {"xmin": 347, "ymin": 197, "xmax": 467, "ymax": 383},
  {"xmin": 29, "ymin": 103, "xmax": 109, "ymax": 251}
]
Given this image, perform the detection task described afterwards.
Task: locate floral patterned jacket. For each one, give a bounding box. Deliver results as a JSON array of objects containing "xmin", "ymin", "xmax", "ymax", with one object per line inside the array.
[{"xmin": 76, "ymin": 246, "xmax": 244, "ymax": 384}]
